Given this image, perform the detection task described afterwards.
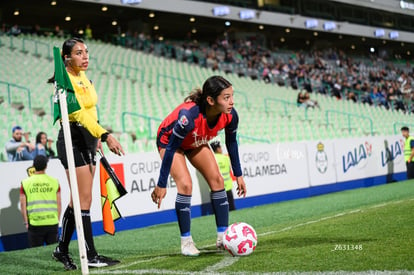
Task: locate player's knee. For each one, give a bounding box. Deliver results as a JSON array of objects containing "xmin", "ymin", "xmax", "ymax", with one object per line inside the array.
[
  {"xmin": 177, "ymin": 182, "xmax": 193, "ymax": 195},
  {"xmin": 209, "ymin": 173, "xmax": 224, "ymax": 191},
  {"xmin": 79, "ymin": 195, "xmax": 92, "ymax": 209}
]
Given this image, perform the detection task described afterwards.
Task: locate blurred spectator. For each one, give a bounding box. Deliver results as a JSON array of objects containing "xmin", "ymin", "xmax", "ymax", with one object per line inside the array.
[
  {"xmin": 9, "ymin": 24, "xmax": 21, "ymax": 36},
  {"xmin": 297, "ymin": 90, "xmax": 319, "ymax": 109},
  {"xmin": 85, "ymin": 24, "xmax": 93, "ymax": 40},
  {"xmin": 53, "ymin": 25, "xmax": 64, "ymax": 37},
  {"xmin": 35, "ymin": 132, "xmax": 56, "ymax": 159},
  {"xmin": 31, "ymin": 24, "xmax": 43, "ymax": 36},
  {"xmin": 5, "ymin": 126, "xmax": 38, "ymax": 161}
]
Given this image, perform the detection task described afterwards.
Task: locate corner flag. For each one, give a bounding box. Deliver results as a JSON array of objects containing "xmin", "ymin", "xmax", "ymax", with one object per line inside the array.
[
  {"xmin": 52, "ymin": 46, "xmax": 80, "ymax": 124},
  {"xmin": 99, "ymin": 153, "xmax": 127, "ymax": 235}
]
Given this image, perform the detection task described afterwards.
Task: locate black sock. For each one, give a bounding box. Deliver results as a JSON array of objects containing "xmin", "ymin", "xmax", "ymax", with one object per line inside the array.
[
  {"xmin": 81, "ymin": 210, "xmax": 97, "ymax": 259},
  {"xmin": 58, "ymin": 206, "xmax": 75, "ymax": 253}
]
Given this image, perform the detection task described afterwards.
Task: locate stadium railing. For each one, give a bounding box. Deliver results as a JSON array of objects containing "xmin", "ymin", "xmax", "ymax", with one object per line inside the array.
[
  {"xmin": 325, "ymin": 110, "xmax": 374, "ymax": 136},
  {"xmin": 0, "ymin": 80, "xmax": 31, "ymax": 109},
  {"xmin": 111, "ymin": 63, "xmax": 144, "ymax": 82},
  {"xmin": 263, "ymin": 97, "xmax": 310, "ymax": 120},
  {"xmin": 393, "ymin": 122, "xmax": 414, "ymax": 134},
  {"xmin": 121, "ymin": 111, "xmax": 162, "ymax": 140}
]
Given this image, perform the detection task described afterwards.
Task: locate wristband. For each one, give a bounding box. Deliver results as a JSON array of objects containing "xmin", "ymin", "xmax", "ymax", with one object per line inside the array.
[{"xmin": 101, "ymin": 132, "xmax": 109, "ymax": 142}]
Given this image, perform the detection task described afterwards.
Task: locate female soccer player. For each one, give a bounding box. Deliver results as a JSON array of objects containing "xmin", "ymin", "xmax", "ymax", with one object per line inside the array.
[
  {"xmin": 151, "ymin": 75, "xmax": 247, "ymax": 256},
  {"xmin": 48, "ymin": 38, "xmax": 124, "ymax": 270}
]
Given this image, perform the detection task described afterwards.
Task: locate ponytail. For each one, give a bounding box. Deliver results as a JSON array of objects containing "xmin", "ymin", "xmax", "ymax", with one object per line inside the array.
[
  {"xmin": 184, "ymin": 75, "xmax": 232, "ymax": 113},
  {"xmin": 184, "ymin": 88, "xmax": 202, "ymax": 104}
]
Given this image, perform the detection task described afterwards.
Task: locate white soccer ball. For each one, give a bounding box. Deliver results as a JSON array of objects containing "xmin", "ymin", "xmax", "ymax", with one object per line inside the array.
[{"xmin": 223, "ymin": 222, "xmax": 258, "ymax": 256}]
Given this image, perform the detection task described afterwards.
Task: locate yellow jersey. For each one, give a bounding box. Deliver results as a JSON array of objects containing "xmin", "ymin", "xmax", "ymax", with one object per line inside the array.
[{"xmin": 68, "ymin": 71, "xmax": 106, "ymax": 138}]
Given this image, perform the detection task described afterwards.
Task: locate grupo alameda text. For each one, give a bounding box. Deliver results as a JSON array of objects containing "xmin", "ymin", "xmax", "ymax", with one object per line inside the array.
[
  {"xmin": 129, "ymin": 161, "xmax": 176, "ymax": 193},
  {"xmin": 242, "ymin": 152, "xmax": 287, "ymax": 177}
]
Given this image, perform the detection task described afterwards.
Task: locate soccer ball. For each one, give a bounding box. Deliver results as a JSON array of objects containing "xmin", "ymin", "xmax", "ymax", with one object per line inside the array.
[{"xmin": 223, "ymin": 222, "xmax": 257, "ymax": 256}]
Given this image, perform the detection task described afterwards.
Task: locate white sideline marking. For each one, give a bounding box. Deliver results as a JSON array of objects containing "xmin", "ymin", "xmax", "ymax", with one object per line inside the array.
[
  {"xmin": 203, "ymin": 256, "xmax": 239, "ymax": 272},
  {"xmin": 260, "ymin": 198, "xmax": 411, "ymax": 237},
  {"xmin": 90, "ymin": 256, "xmax": 166, "ymax": 274}
]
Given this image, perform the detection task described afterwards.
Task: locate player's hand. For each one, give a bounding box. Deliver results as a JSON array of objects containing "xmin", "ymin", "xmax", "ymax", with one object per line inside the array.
[
  {"xmin": 151, "ymin": 186, "xmax": 167, "ymax": 209},
  {"xmin": 106, "ymin": 134, "xmax": 125, "ymax": 156},
  {"xmin": 236, "ymin": 176, "xmax": 247, "ymax": 197}
]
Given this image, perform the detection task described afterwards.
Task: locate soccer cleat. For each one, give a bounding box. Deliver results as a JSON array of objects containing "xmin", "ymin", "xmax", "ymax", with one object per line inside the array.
[
  {"xmin": 88, "ymin": 255, "xmax": 120, "ymax": 268},
  {"xmin": 181, "ymin": 236, "xmax": 200, "ymax": 256},
  {"xmin": 52, "ymin": 246, "xmax": 77, "ymax": 271}
]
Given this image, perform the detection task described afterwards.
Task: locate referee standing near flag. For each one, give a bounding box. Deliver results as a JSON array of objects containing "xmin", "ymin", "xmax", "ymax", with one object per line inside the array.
[{"xmin": 48, "ymin": 37, "xmax": 124, "ymax": 271}]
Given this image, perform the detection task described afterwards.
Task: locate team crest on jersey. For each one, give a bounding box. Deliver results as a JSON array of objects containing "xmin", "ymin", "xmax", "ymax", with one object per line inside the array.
[{"xmin": 178, "ymin": 115, "xmax": 189, "ymax": 128}]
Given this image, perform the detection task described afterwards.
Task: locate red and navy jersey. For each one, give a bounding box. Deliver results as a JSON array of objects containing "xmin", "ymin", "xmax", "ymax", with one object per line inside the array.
[
  {"xmin": 157, "ymin": 101, "xmax": 237, "ymax": 151},
  {"xmin": 156, "ymin": 101, "xmax": 242, "ymax": 187}
]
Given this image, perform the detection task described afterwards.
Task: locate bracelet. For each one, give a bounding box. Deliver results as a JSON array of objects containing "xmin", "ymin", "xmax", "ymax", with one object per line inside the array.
[{"xmin": 101, "ymin": 132, "xmax": 109, "ymax": 142}]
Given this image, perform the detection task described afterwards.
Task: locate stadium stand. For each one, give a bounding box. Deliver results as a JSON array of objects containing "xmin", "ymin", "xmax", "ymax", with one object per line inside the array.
[{"xmin": 0, "ymin": 33, "xmax": 413, "ymax": 160}]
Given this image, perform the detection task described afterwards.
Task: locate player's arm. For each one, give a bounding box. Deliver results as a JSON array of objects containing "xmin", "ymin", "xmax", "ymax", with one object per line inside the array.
[
  {"xmin": 5, "ymin": 140, "xmax": 22, "ymax": 152},
  {"xmin": 225, "ymin": 108, "xmax": 246, "ymax": 197},
  {"xmin": 70, "ymin": 109, "xmax": 124, "ymax": 155},
  {"xmin": 19, "ymin": 184, "xmax": 28, "ymax": 229},
  {"xmin": 152, "ymin": 110, "xmax": 194, "ymax": 208},
  {"xmin": 70, "ymin": 109, "xmax": 107, "ymax": 138},
  {"xmin": 157, "ymin": 110, "xmax": 194, "ymax": 188}
]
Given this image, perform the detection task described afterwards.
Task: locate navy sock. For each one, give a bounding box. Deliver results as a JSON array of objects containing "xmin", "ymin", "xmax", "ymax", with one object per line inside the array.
[
  {"xmin": 81, "ymin": 210, "xmax": 97, "ymax": 259},
  {"xmin": 211, "ymin": 189, "xmax": 229, "ymax": 233},
  {"xmin": 175, "ymin": 193, "xmax": 192, "ymax": 237},
  {"xmin": 58, "ymin": 206, "xmax": 75, "ymax": 253}
]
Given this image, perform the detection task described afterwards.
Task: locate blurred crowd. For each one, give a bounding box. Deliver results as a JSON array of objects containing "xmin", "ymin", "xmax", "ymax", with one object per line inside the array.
[
  {"xmin": 2, "ymin": 22, "xmax": 413, "ymax": 114},
  {"xmin": 122, "ymin": 33, "xmax": 413, "ymax": 113}
]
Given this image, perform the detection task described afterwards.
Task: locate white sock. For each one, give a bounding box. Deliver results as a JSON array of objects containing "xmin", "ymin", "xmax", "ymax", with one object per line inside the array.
[
  {"xmin": 217, "ymin": 231, "xmax": 224, "ymax": 240},
  {"xmin": 181, "ymin": 235, "xmax": 192, "ymax": 242}
]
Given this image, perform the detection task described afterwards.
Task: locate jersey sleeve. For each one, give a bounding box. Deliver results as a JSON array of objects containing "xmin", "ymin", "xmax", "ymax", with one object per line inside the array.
[
  {"xmin": 157, "ymin": 109, "xmax": 195, "ymax": 187},
  {"xmin": 70, "ymin": 109, "xmax": 107, "ymax": 138},
  {"xmin": 410, "ymin": 139, "xmax": 414, "ymax": 149},
  {"xmin": 225, "ymin": 108, "xmax": 242, "ymax": 177}
]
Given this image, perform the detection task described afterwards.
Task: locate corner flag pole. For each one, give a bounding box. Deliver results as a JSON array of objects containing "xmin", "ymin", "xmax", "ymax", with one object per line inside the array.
[{"xmin": 58, "ymin": 90, "xmax": 89, "ymax": 274}]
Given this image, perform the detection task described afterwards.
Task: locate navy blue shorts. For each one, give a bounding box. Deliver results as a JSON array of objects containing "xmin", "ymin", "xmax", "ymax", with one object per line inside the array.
[{"xmin": 57, "ymin": 123, "xmax": 98, "ymax": 169}]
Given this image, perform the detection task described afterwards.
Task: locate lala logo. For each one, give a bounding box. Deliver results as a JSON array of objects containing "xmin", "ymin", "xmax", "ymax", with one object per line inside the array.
[
  {"xmin": 342, "ymin": 142, "xmax": 372, "ymax": 173},
  {"xmin": 381, "ymin": 139, "xmax": 403, "ymax": 167}
]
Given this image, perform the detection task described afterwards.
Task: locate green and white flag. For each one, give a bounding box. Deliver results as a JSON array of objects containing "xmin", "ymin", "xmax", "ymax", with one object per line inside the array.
[{"xmin": 53, "ymin": 46, "xmax": 80, "ymax": 124}]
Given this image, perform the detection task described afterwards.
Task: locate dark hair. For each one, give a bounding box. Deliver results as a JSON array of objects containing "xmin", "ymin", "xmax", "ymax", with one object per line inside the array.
[
  {"xmin": 33, "ymin": 155, "xmax": 48, "ymax": 171},
  {"xmin": 401, "ymin": 126, "xmax": 409, "ymax": 132},
  {"xmin": 35, "ymin": 131, "xmax": 46, "ymax": 144},
  {"xmin": 12, "ymin": 125, "xmax": 22, "ymax": 133},
  {"xmin": 185, "ymin": 75, "xmax": 232, "ymax": 113},
  {"xmin": 47, "ymin": 37, "xmax": 85, "ymax": 83}
]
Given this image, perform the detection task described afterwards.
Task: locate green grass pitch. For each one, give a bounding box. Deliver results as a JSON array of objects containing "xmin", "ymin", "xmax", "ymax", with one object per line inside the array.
[{"xmin": 1, "ymin": 180, "xmax": 413, "ymax": 274}]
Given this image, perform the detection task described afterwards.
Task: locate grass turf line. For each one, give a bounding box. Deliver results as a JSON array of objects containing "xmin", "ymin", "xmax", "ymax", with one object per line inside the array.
[{"xmin": 0, "ymin": 180, "xmax": 413, "ymax": 274}]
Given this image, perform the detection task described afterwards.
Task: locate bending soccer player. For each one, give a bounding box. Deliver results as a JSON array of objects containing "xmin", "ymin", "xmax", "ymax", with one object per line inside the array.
[
  {"xmin": 151, "ymin": 75, "xmax": 247, "ymax": 256},
  {"xmin": 48, "ymin": 38, "xmax": 124, "ymax": 270}
]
